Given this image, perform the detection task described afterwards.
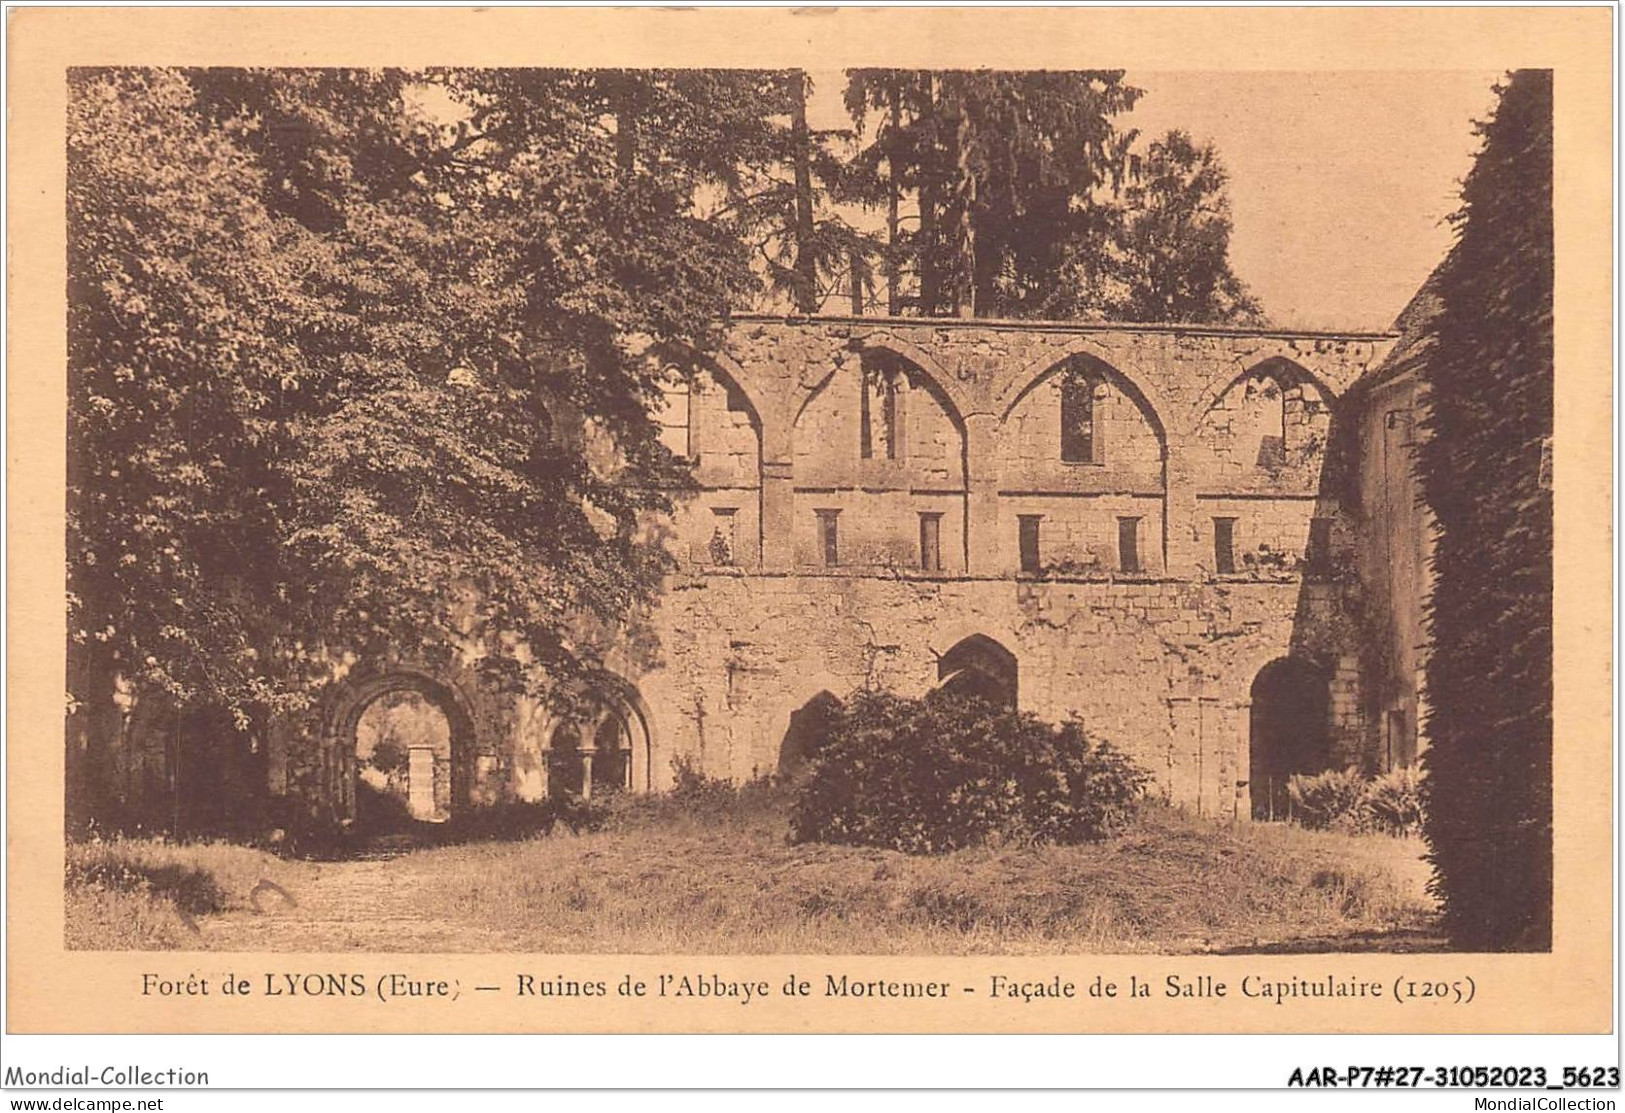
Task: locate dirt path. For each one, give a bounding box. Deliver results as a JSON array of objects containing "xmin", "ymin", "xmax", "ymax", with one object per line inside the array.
[{"xmin": 196, "ymin": 856, "xmax": 519, "ymax": 952}]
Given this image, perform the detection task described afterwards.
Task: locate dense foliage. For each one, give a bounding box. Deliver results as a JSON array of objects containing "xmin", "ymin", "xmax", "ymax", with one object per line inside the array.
[
  {"xmin": 841, "ymin": 71, "xmax": 1260, "ymax": 322},
  {"xmin": 790, "ymin": 690, "xmax": 1150, "ymax": 853},
  {"xmin": 1286, "ymin": 767, "xmax": 1423, "ymax": 837},
  {"xmin": 1413, "ymin": 70, "xmax": 1553, "ymax": 951},
  {"xmin": 67, "ymin": 68, "xmax": 770, "ymax": 725}
]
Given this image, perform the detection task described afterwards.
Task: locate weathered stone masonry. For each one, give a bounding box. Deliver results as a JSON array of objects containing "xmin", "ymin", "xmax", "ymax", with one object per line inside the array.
[
  {"xmin": 628, "ymin": 317, "xmax": 1397, "ymax": 821},
  {"xmin": 88, "ymin": 315, "xmax": 1413, "ymax": 832}
]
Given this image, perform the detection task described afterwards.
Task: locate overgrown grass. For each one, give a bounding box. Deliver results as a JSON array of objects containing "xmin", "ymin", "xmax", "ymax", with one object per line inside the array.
[
  {"xmin": 65, "ymin": 837, "xmax": 309, "ymax": 950},
  {"xmin": 373, "ymin": 790, "xmax": 1435, "ymax": 953},
  {"xmin": 66, "ymin": 787, "xmax": 1438, "ymax": 953}
]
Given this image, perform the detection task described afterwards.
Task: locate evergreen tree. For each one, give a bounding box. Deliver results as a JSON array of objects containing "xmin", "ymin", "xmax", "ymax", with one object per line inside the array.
[
  {"xmin": 844, "ymin": 71, "xmax": 1254, "ymax": 323},
  {"xmin": 1108, "ymin": 129, "xmax": 1264, "ymax": 324},
  {"xmin": 1415, "ymin": 70, "xmax": 1553, "ymax": 951}
]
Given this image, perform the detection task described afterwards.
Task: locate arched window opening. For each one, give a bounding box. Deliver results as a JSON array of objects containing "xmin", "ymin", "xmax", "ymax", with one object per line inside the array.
[
  {"xmin": 935, "ymin": 635, "xmax": 1019, "ymax": 710},
  {"xmin": 546, "ymin": 722, "xmax": 585, "ymax": 800},
  {"xmin": 1248, "ymin": 657, "xmax": 1331, "ymax": 820},
  {"xmin": 591, "ymin": 713, "xmax": 633, "ymax": 794},
  {"xmin": 860, "ymin": 352, "xmax": 908, "ymax": 461},
  {"xmin": 543, "ymin": 684, "xmax": 650, "ymax": 800}
]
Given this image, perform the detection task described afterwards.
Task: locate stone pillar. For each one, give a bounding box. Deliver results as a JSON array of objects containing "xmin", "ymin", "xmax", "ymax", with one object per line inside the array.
[
  {"xmin": 1162, "ymin": 447, "xmax": 1199, "ymax": 577},
  {"xmin": 963, "ymin": 413, "xmax": 1000, "ymax": 573},
  {"xmin": 760, "ymin": 458, "xmax": 795, "ymax": 570},
  {"xmin": 580, "ymin": 749, "xmax": 595, "ymax": 801},
  {"xmin": 408, "ymin": 746, "xmax": 436, "ymax": 820}
]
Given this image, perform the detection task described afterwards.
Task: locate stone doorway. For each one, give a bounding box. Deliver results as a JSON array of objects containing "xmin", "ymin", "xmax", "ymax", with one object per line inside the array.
[
  {"xmin": 1248, "ymin": 657, "xmax": 1331, "ymax": 820},
  {"xmin": 354, "ymin": 690, "xmax": 454, "ymax": 829},
  {"xmin": 335, "ymin": 673, "xmax": 477, "ymax": 833},
  {"xmin": 777, "ymin": 690, "xmax": 844, "ymax": 777}
]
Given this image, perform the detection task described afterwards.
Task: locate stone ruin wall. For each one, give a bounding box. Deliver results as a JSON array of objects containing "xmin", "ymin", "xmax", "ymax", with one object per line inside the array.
[{"xmin": 90, "ymin": 316, "xmax": 1401, "ymax": 831}]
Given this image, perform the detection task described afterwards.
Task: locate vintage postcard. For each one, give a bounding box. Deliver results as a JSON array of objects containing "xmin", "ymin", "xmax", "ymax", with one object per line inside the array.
[{"xmin": 4, "ymin": 5, "xmax": 1613, "ymax": 1053}]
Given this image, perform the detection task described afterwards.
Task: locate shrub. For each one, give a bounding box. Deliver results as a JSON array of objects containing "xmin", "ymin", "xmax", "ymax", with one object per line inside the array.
[
  {"xmin": 790, "ymin": 689, "xmax": 1150, "ymax": 854},
  {"xmin": 1285, "ymin": 767, "xmax": 1428, "ymax": 837},
  {"xmin": 667, "ymin": 755, "xmax": 744, "ymax": 813},
  {"xmin": 1364, "ymin": 767, "xmax": 1424, "ymax": 837},
  {"xmin": 1286, "ymin": 768, "xmax": 1371, "ymax": 832}
]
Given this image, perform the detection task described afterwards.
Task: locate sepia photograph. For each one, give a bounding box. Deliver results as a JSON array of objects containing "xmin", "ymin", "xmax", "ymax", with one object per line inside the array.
[
  {"xmin": 59, "ymin": 60, "xmax": 1552, "ymax": 959},
  {"xmin": 5, "ymin": 6, "xmax": 1612, "ymax": 1063}
]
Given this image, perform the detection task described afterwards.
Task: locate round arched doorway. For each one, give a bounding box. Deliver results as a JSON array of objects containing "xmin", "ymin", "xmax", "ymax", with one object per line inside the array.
[
  {"xmin": 1248, "ymin": 657, "xmax": 1331, "ymax": 820},
  {"xmin": 336, "ymin": 673, "xmax": 477, "ymax": 832}
]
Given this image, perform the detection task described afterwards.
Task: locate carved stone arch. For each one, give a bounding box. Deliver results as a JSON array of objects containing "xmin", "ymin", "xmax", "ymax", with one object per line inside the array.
[
  {"xmin": 997, "ymin": 340, "xmax": 1172, "ymax": 451},
  {"xmin": 926, "ymin": 619, "xmax": 1026, "ymax": 664},
  {"xmin": 324, "ymin": 666, "xmax": 483, "ymax": 825},
  {"xmin": 1195, "ymin": 351, "xmax": 1346, "ymax": 422},
  {"xmin": 850, "ymin": 332, "xmax": 977, "ymax": 426},
  {"xmin": 652, "ymin": 341, "xmax": 780, "ymax": 457},
  {"xmin": 539, "ymin": 669, "xmax": 656, "ymax": 796},
  {"xmin": 1227, "ymin": 643, "xmax": 1336, "ymax": 708},
  {"xmin": 932, "ymin": 633, "xmax": 1020, "ymax": 709},
  {"xmin": 763, "ymin": 670, "xmax": 852, "ymax": 779}
]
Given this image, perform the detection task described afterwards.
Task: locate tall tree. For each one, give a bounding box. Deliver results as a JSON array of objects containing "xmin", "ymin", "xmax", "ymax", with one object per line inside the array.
[
  {"xmin": 66, "ymin": 67, "xmax": 771, "ymax": 821},
  {"xmin": 1108, "ymin": 129, "xmax": 1264, "ymax": 324},
  {"xmin": 1414, "ymin": 70, "xmax": 1553, "ymax": 951},
  {"xmin": 844, "ymin": 69, "xmax": 1143, "ymax": 318}
]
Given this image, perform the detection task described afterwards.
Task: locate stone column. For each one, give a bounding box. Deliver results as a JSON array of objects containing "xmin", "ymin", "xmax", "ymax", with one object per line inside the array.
[
  {"xmin": 1233, "ymin": 699, "xmax": 1254, "ymax": 822},
  {"xmin": 963, "ymin": 413, "xmax": 1000, "ymax": 574},
  {"xmin": 579, "ymin": 749, "xmax": 595, "ymax": 802}
]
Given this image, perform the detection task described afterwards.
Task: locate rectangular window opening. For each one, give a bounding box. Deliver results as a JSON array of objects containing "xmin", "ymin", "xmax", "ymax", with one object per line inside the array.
[
  {"xmin": 1213, "ymin": 517, "xmax": 1237, "ymax": 575},
  {"xmin": 1018, "ymin": 515, "xmax": 1043, "ymax": 575},
  {"xmin": 816, "ymin": 509, "xmax": 840, "ymax": 567},
  {"xmin": 919, "ymin": 512, "xmax": 943, "ymax": 572},
  {"xmin": 709, "ymin": 507, "xmax": 738, "ymax": 566},
  {"xmin": 1117, "ymin": 516, "xmax": 1141, "ymax": 574}
]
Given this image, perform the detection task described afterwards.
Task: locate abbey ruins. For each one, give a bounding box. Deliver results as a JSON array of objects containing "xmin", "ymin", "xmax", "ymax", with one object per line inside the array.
[{"xmin": 78, "ymin": 309, "xmax": 1435, "ymax": 832}]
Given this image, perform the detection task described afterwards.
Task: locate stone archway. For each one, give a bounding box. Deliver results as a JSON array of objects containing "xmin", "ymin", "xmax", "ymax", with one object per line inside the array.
[
  {"xmin": 935, "ymin": 634, "xmax": 1019, "ymax": 709},
  {"xmin": 541, "ymin": 677, "xmax": 654, "ymax": 801},
  {"xmin": 777, "ymin": 690, "xmax": 844, "ymax": 778},
  {"xmin": 329, "ymin": 671, "xmax": 480, "ymax": 831},
  {"xmin": 1248, "ymin": 657, "xmax": 1331, "ymax": 820}
]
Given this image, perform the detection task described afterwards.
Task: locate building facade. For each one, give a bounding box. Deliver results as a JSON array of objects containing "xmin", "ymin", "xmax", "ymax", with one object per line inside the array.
[{"xmin": 82, "ymin": 313, "xmax": 1433, "ymax": 834}]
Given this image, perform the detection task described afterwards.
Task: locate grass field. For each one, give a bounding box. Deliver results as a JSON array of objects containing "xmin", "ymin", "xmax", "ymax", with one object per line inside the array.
[{"xmin": 65, "ymin": 789, "xmax": 1440, "ymax": 953}]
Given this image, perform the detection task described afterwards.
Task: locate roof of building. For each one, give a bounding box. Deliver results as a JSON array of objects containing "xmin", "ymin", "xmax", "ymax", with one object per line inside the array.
[{"xmin": 1348, "ymin": 253, "xmax": 1452, "ymax": 395}]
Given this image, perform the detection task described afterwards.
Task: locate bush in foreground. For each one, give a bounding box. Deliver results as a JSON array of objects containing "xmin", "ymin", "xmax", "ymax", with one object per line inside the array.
[
  {"xmin": 1287, "ymin": 766, "xmax": 1424, "ymax": 837},
  {"xmin": 790, "ymin": 690, "xmax": 1150, "ymax": 854}
]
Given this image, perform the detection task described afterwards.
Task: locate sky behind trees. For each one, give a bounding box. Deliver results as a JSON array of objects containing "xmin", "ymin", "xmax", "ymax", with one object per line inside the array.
[{"xmin": 809, "ymin": 70, "xmax": 1503, "ymax": 331}]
